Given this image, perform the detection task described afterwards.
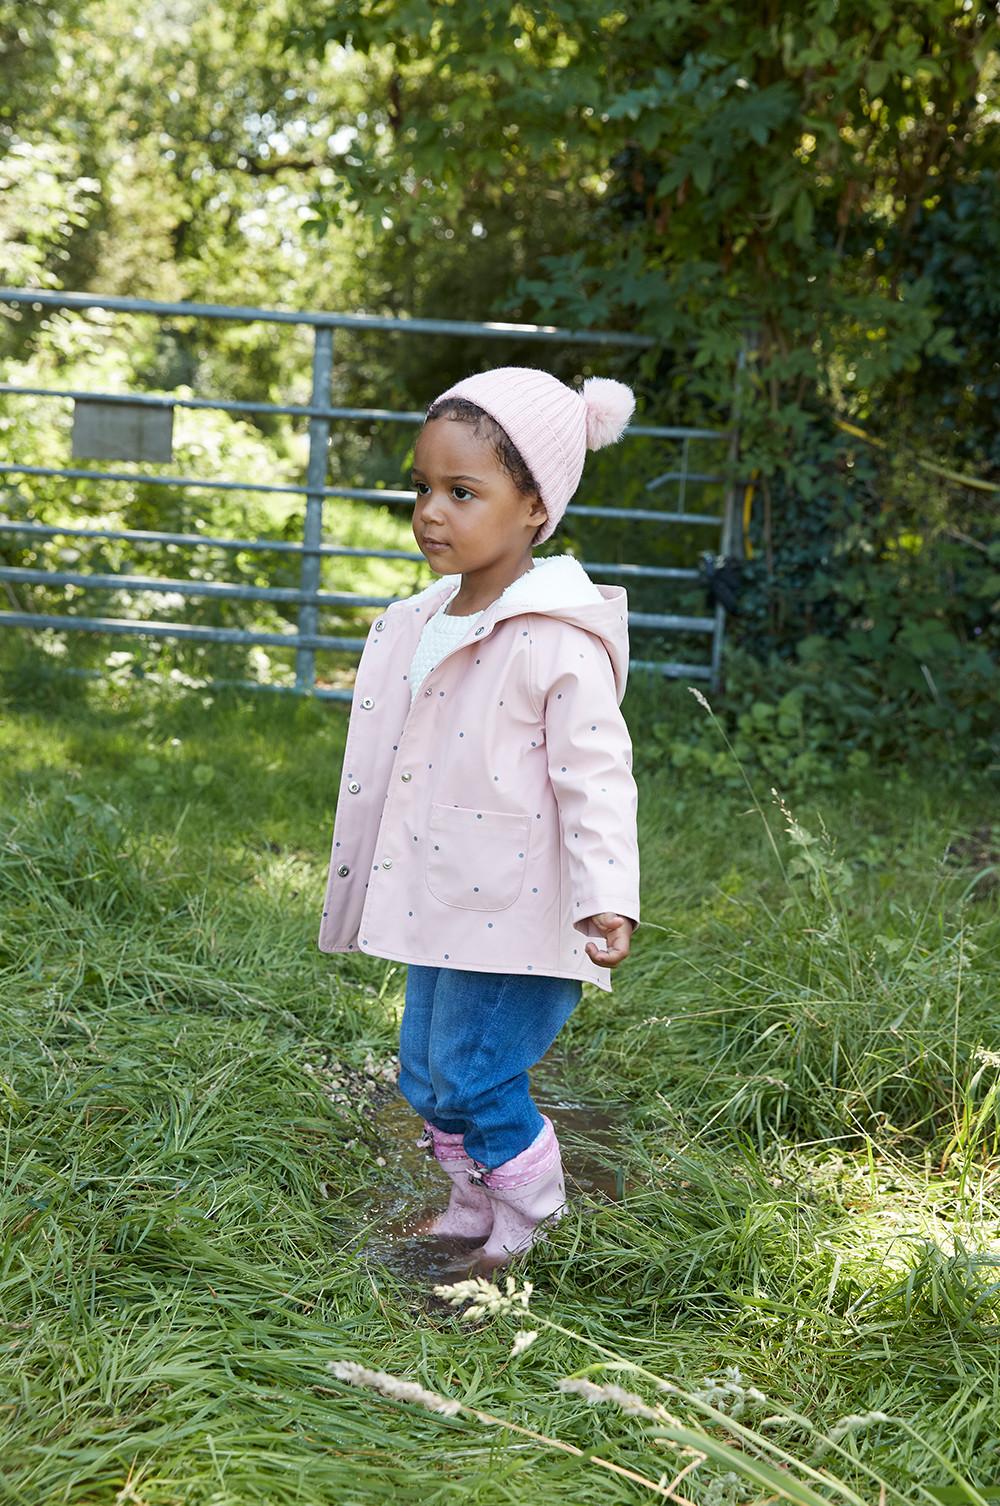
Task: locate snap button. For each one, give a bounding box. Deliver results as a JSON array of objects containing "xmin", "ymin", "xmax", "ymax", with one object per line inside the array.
[
  {"xmin": 361, "ymin": 696, "xmax": 374, "ymax": 709},
  {"xmin": 423, "ymin": 688, "xmax": 432, "ymax": 697},
  {"xmin": 348, "ymin": 781, "xmax": 361, "ymax": 793},
  {"xmin": 337, "ymin": 864, "xmax": 350, "ymax": 877},
  {"xmin": 374, "ymin": 620, "xmax": 384, "ymax": 631},
  {"xmin": 400, "ymin": 772, "xmax": 412, "ymax": 782},
  {"xmin": 474, "ymin": 626, "xmax": 485, "ymax": 635},
  {"xmin": 382, "ymin": 859, "xmax": 392, "ymax": 869}
]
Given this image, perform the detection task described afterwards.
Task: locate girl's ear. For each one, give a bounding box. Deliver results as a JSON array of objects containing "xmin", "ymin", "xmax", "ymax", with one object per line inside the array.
[{"xmin": 529, "ymin": 493, "xmax": 548, "ymax": 526}]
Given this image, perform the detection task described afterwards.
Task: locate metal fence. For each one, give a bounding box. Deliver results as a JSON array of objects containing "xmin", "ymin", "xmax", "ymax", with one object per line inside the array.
[{"xmin": 0, "ymin": 289, "xmax": 747, "ymax": 697}]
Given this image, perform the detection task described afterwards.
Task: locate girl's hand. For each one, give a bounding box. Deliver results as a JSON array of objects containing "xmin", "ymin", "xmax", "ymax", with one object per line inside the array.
[{"xmin": 584, "ymin": 912, "xmax": 635, "ymax": 968}]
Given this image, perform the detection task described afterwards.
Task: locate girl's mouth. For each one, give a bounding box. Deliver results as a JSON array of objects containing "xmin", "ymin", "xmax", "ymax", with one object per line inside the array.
[{"xmin": 424, "ymin": 540, "xmax": 450, "ymax": 552}]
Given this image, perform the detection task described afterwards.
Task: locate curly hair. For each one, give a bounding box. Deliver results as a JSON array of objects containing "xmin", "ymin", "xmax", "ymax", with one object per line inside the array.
[{"xmin": 423, "ymin": 395, "xmax": 547, "ymax": 540}]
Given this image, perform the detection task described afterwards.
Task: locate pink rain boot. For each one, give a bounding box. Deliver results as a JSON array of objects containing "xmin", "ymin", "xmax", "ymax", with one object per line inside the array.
[
  {"xmin": 411, "ymin": 1121, "xmax": 495, "ymax": 1241},
  {"xmin": 461, "ymin": 1115, "xmax": 567, "ymax": 1270}
]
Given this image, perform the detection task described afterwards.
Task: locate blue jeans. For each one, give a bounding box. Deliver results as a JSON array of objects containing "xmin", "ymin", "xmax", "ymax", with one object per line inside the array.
[{"xmin": 398, "ymin": 964, "xmax": 582, "ymax": 1170}]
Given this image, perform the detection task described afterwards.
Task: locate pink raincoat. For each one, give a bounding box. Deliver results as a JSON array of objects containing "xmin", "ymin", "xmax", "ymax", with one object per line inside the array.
[{"xmin": 317, "ymin": 555, "xmax": 641, "ymax": 992}]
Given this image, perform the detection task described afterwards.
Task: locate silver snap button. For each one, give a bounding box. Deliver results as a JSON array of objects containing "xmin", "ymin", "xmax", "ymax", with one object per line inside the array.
[
  {"xmin": 382, "ymin": 859, "xmax": 392, "ymax": 869},
  {"xmin": 361, "ymin": 696, "xmax": 374, "ymax": 709},
  {"xmin": 337, "ymin": 864, "xmax": 350, "ymax": 877},
  {"xmin": 474, "ymin": 626, "xmax": 485, "ymax": 635},
  {"xmin": 348, "ymin": 781, "xmax": 361, "ymax": 793},
  {"xmin": 374, "ymin": 620, "xmax": 384, "ymax": 631},
  {"xmin": 400, "ymin": 772, "xmax": 412, "ymax": 782},
  {"xmin": 424, "ymin": 688, "xmax": 432, "ymax": 697}
]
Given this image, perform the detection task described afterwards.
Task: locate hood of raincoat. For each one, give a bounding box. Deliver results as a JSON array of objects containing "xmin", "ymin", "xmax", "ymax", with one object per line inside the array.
[{"xmin": 418, "ymin": 553, "xmax": 630, "ymax": 697}]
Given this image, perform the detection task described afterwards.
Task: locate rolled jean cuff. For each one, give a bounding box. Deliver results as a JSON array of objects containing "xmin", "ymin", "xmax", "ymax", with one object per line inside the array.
[{"xmin": 473, "ymin": 1115, "xmax": 558, "ymax": 1188}]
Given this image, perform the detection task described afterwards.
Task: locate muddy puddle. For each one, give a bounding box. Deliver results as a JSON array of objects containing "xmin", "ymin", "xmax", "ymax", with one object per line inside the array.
[{"xmin": 355, "ymin": 1049, "xmax": 630, "ymax": 1297}]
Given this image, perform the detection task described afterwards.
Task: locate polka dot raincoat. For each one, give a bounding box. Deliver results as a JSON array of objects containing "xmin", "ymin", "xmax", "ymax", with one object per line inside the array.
[{"xmin": 317, "ymin": 554, "xmax": 641, "ymax": 992}]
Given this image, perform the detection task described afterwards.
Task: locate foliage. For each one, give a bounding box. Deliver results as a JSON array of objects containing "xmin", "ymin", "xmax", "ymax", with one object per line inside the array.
[
  {"xmin": 874, "ymin": 167, "xmax": 1000, "ymax": 473},
  {"xmin": 286, "ymin": 0, "xmax": 999, "ymax": 466},
  {"xmin": 642, "ymin": 616, "xmax": 996, "ymax": 794},
  {"xmin": 692, "ymin": 408, "xmax": 997, "ymax": 785}
]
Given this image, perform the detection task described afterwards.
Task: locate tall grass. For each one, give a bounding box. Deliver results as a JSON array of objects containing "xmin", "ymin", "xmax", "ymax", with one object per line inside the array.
[{"xmin": 1, "ymin": 657, "xmax": 997, "ymax": 1503}]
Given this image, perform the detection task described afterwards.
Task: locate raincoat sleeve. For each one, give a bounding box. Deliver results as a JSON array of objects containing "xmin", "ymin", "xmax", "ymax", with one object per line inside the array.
[{"xmin": 538, "ymin": 625, "xmax": 641, "ymax": 941}]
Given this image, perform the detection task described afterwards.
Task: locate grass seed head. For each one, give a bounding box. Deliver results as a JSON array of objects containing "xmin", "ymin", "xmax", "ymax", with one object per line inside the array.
[
  {"xmin": 557, "ymin": 1376, "xmax": 665, "ymax": 1421},
  {"xmin": 433, "ymin": 1274, "xmax": 534, "ymax": 1321},
  {"xmin": 328, "ymin": 1359, "xmax": 461, "ymax": 1416}
]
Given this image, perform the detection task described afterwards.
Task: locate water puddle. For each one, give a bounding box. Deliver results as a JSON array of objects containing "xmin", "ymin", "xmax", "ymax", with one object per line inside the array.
[{"xmin": 356, "ymin": 1048, "xmax": 629, "ymax": 1297}]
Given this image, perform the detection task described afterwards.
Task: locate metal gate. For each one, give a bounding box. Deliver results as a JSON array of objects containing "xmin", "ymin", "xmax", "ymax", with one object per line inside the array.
[{"xmin": 0, "ymin": 289, "xmax": 747, "ymax": 698}]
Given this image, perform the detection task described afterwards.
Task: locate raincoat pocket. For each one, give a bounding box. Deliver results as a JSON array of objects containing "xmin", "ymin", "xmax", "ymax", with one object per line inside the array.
[{"xmin": 424, "ymin": 802, "xmax": 532, "ymax": 912}]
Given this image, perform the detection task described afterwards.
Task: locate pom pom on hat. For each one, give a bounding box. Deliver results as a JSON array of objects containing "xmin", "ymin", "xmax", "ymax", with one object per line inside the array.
[{"xmin": 581, "ymin": 376, "xmax": 636, "ymax": 450}]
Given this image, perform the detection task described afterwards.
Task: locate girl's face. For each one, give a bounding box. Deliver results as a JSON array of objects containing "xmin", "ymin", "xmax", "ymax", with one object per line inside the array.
[{"xmin": 410, "ymin": 418, "xmax": 547, "ymax": 578}]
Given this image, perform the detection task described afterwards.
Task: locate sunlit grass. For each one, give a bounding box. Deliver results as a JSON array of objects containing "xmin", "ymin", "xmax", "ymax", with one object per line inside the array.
[{"xmin": 0, "ymin": 662, "xmax": 997, "ymax": 1502}]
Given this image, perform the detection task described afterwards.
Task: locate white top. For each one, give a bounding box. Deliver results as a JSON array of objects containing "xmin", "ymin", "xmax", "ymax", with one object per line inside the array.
[
  {"xmin": 408, "ymin": 596, "xmax": 485, "ymax": 701},
  {"xmin": 406, "ymin": 566, "xmax": 536, "ymax": 704}
]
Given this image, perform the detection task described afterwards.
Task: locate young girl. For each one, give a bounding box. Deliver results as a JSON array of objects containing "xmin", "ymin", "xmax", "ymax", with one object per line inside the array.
[{"xmin": 318, "ymin": 365, "xmax": 641, "ymax": 1272}]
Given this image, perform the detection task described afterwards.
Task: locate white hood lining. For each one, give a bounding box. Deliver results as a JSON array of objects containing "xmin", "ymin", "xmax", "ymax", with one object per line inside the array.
[{"xmin": 409, "ymin": 553, "xmax": 604, "ymax": 615}]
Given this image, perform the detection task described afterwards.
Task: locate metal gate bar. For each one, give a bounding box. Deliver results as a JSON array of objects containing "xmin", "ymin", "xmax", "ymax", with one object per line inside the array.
[
  {"xmin": 0, "ymin": 462, "xmax": 731, "ymax": 524},
  {"xmin": 0, "ymin": 520, "xmax": 701, "ymax": 580}
]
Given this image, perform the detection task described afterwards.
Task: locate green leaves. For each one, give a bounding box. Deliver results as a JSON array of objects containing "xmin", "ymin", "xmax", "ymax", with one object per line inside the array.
[{"xmin": 792, "ymin": 189, "xmax": 815, "ymax": 243}]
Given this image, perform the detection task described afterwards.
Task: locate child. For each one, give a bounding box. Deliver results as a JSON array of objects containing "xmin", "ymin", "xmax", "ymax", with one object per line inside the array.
[{"xmin": 318, "ymin": 365, "xmax": 641, "ymax": 1271}]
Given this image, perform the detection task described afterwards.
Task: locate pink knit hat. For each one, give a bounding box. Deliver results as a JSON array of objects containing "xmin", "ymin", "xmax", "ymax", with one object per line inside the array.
[{"xmin": 429, "ymin": 365, "xmax": 636, "ymax": 544}]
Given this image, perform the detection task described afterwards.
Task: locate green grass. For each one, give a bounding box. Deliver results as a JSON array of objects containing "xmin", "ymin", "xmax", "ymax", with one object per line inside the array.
[{"xmin": 1, "ymin": 655, "xmax": 998, "ymax": 1505}]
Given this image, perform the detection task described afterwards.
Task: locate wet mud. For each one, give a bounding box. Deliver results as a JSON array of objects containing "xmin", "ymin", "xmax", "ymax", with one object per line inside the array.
[{"xmin": 356, "ymin": 1050, "xmax": 629, "ymax": 1295}]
